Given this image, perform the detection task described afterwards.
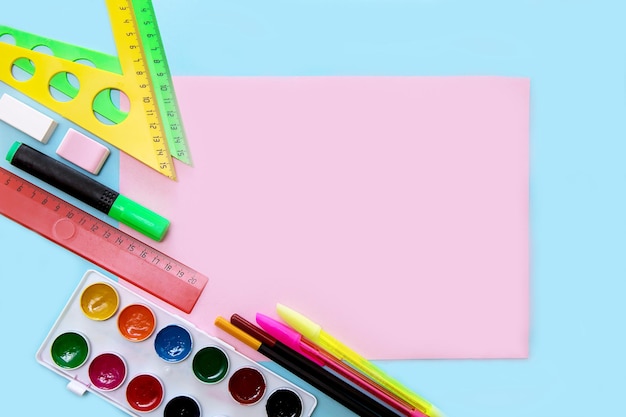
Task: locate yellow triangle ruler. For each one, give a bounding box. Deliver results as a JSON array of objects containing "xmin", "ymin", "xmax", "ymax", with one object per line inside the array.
[
  {"xmin": 0, "ymin": 25, "xmax": 126, "ymax": 125},
  {"xmin": 0, "ymin": 0, "xmax": 183, "ymax": 179},
  {"xmin": 129, "ymin": 0, "xmax": 191, "ymax": 165}
]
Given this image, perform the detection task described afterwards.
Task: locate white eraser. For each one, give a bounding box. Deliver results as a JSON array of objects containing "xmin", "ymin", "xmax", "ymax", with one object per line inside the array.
[
  {"xmin": 56, "ymin": 128, "xmax": 111, "ymax": 175},
  {"xmin": 0, "ymin": 93, "xmax": 57, "ymax": 143}
]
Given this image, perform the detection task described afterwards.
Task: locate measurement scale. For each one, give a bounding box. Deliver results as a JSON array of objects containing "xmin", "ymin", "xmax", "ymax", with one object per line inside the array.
[
  {"xmin": 0, "ymin": 0, "xmax": 191, "ymax": 178},
  {"xmin": 129, "ymin": 0, "xmax": 191, "ymax": 164},
  {"xmin": 1, "ymin": 16, "xmax": 190, "ymax": 160},
  {"xmin": 0, "ymin": 31, "xmax": 176, "ymax": 179},
  {"xmin": 0, "ymin": 25, "xmax": 126, "ymax": 124},
  {"xmin": 0, "ymin": 166, "xmax": 208, "ymax": 313}
]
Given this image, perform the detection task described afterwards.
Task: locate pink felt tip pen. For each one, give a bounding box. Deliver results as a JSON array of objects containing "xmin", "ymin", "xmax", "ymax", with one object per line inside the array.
[{"xmin": 256, "ymin": 313, "xmax": 427, "ymax": 417}]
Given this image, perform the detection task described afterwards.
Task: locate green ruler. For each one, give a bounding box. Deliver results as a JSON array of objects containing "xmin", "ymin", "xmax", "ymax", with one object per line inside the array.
[
  {"xmin": 0, "ymin": 25, "xmax": 126, "ymax": 124},
  {"xmin": 0, "ymin": 0, "xmax": 191, "ymax": 167},
  {"xmin": 130, "ymin": 0, "xmax": 191, "ymax": 164}
]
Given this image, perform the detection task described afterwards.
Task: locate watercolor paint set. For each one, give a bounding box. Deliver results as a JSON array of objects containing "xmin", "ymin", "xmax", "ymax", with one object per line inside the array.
[{"xmin": 36, "ymin": 270, "xmax": 317, "ymax": 417}]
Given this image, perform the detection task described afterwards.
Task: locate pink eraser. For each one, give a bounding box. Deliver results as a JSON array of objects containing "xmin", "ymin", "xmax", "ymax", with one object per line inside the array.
[{"xmin": 56, "ymin": 128, "xmax": 110, "ymax": 175}]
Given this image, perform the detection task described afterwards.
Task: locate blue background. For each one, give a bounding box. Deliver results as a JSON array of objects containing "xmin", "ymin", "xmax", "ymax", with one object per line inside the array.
[{"xmin": 1, "ymin": 1, "xmax": 625, "ymax": 416}]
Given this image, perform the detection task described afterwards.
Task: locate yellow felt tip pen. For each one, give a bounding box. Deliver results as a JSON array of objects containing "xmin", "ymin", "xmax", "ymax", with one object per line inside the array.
[{"xmin": 276, "ymin": 303, "xmax": 445, "ymax": 417}]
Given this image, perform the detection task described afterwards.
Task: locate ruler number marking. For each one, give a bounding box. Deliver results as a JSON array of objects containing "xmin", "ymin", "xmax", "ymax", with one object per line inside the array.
[
  {"xmin": 120, "ymin": 0, "xmax": 171, "ymax": 174},
  {"xmin": 2, "ymin": 168, "xmax": 204, "ymax": 297},
  {"xmin": 128, "ymin": 0, "xmax": 190, "ymax": 164}
]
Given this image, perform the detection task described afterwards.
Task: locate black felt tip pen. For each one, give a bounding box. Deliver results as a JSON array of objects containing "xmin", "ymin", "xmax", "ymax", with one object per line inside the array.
[
  {"xmin": 6, "ymin": 141, "xmax": 169, "ymax": 241},
  {"xmin": 216, "ymin": 315, "xmax": 404, "ymax": 417}
]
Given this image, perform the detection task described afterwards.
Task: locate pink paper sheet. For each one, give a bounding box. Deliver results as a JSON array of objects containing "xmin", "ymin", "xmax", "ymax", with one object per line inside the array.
[{"xmin": 120, "ymin": 76, "xmax": 530, "ymax": 360}]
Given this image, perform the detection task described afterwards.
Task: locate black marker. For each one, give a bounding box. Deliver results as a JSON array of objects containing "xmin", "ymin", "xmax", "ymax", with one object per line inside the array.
[{"xmin": 6, "ymin": 141, "xmax": 169, "ymax": 241}]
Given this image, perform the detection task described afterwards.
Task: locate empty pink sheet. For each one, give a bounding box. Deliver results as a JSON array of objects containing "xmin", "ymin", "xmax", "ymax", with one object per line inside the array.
[{"xmin": 120, "ymin": 76, "xmax": 530, "ymax": 360}]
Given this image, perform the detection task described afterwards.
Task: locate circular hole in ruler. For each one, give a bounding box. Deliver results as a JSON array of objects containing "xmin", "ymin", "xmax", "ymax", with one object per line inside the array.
[
  {"xmin": 10, "ymin": 57, "xmax": 35, "ymax": 82},
  {"xmin": 74, "ymin": 58, "xmax": 96, "ymax": 68},
  {"xmin": 66, "ymin": 73, "xmax": 80, "ymax": 90},
  {"xmin": 0, "ymin": 33, "xmax": 16, "ymax": 45},
  {"xmin": 49, "ymin": 71, "xmax": 80, "ymax": 102},
  {"xmin": 93, "ymin": 88, "xmax": 130, "ymax": 125},
  {"xmin": 32, "ymin": 44, "xmax": 53, "ymax": 56}
]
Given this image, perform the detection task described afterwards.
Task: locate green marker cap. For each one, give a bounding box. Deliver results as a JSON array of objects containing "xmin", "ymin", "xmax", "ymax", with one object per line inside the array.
[
  {"xmin": 108, "ymin": 194, "xmax": 170, "ymax": 242},
  {"xmin": 6, "ymin": 141, "xmax": 22, "ymax": 163}
]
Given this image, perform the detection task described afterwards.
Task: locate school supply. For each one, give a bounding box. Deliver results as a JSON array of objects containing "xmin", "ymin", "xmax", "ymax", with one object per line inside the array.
[
  {"xmin": 37, "ymin": 270, "xmax": 316, "ymax": 416},
  {"xmin": 216, "ymin": 314, "xmax": 402, "ymax": 417},
  {"xmin": 56, "ymin": 129, "xmax": 110, "ymax": 175},
  {"xmin": 0, "ymin": 0, "xmax": 190, "ymax": 179},
  {"xmin": 126, "ymin": 0, "xmax": 190, "ymax": 164},
  {"xmin": 257, "ymin": 313, "xmax": 426, "ymax": 417},
  {"xmin": 0, "ymin": 166, "xmax": 207, "ymax": 313},
  {"xmin": 277, "ymin": 304, "xmax": 444, "ymax": 417},
  {"xmin": 0, "ymin": 93, "xmax": 57, "ymax": 143},
  {"xmin": 7, "ymin": 141, "xmax": 169, "ymax": 241}
]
